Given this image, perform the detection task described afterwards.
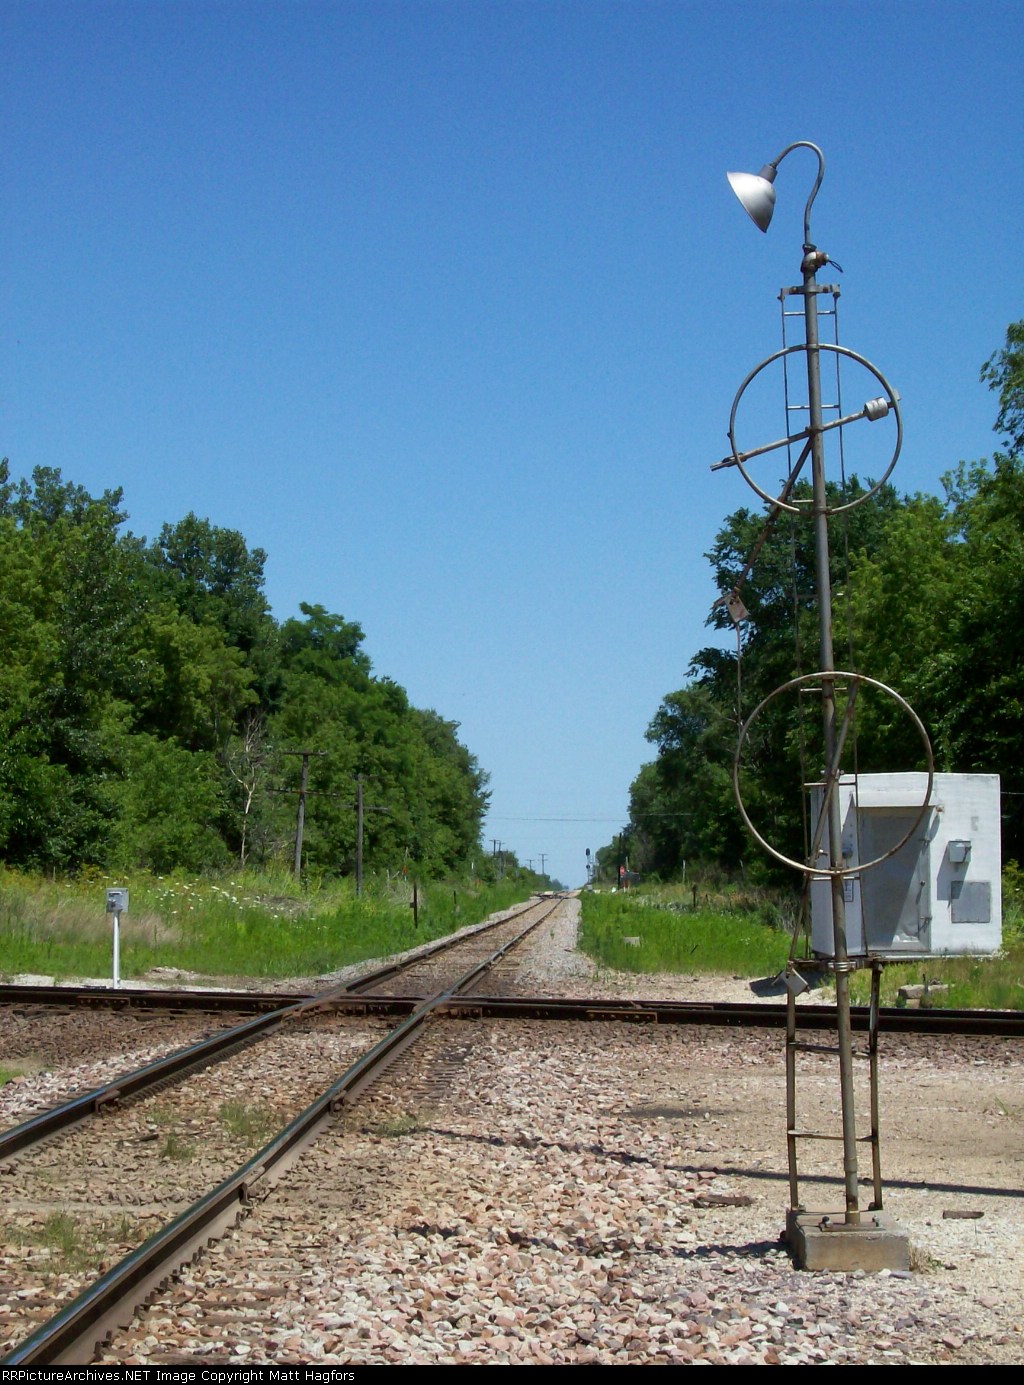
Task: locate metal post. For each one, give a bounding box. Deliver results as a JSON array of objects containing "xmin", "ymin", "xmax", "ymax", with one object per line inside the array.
[
  {"xmin": 724, "ymin": 141, "xmax": 915, "ymax": 1268},
  {"xmin": 106, "ymin": 888, "xmax": 128, "ymax": 990},
  {"xmin": 802, "ymin": 242, "xmax": 861, "ymax": 1224},
  {"xmin": 112, "ymin": 909, "xmax": 121, "ymax": 990},
  {"xmin": 869, "ymin": 959, "xmax": 883, "ymax": 1209},
  {"xmin": 356, "ymin": 774, "xmax": 364, "ymax": 898}
]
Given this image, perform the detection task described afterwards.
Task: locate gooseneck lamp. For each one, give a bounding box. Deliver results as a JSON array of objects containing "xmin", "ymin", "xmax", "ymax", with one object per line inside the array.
[{"xmin": 727, "ymin": 140, "xmax": 825, "ymax": 246}]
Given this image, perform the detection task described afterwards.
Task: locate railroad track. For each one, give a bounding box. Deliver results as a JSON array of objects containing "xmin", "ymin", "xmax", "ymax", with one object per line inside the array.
[
  {"xmin": 0, "ymin": 894, "xmax": 560, "ymax": 1363},
  {"xmin": 5, "ymin": 985, "xmax": 1022, "ymax": 1035},
  {"xmin": 0, "ymin": 896, "xmax": 562, "ymax": 1161}
]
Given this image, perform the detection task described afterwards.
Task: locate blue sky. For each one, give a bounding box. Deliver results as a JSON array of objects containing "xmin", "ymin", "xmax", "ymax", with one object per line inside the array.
[{"xmin": 3, "ymin": 0, "xmax": 1022, "ymax": 887}]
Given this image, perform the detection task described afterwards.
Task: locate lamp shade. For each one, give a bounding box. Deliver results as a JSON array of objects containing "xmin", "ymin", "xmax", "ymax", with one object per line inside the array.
[{"xmin": 727, "ymin": 169, "xmax": 776, "ymax": 233}]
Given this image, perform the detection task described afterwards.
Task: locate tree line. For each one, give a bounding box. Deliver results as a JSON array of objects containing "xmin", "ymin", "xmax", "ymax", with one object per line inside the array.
[
  {"xmin": 601, "ymin": 320, "xmax": 1024, "ymax": 884},
  {"xmin": 0, "ymin": 468, "xmax": 490, "ymax": 879}
]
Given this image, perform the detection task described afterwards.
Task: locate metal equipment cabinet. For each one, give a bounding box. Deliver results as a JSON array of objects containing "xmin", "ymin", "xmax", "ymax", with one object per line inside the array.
[{"xmin": 809, "ymin": 772, "xmax": 1001, "ymax": 958}]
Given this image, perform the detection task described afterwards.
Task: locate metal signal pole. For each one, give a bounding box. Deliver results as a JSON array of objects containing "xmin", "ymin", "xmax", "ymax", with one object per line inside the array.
[
  {"xmin": 724, "ymin": 141, "xmax": 921, "ymax": 1269},
  {"xmin": 352, "ymin": 774, "xmax": 389, "ymax": 897}
]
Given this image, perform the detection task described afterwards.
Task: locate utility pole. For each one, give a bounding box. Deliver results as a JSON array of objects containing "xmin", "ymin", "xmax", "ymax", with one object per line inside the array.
[
  {"xmin": 276, "ymin": 756, "xmax": 388, "ymax": 888},
  {"xmin": 351, "ymin": 774, "xmax": 389, "ymax": 897},
  {"xmin": 280, "ymin": 750, "xmax": 326, "ymax": 878},
  {"xmin": 538, "ymin": 853, "xmax": 547, "ymax": 877},
  {"xmin": 357, "ymin": 774, "xmax": 364, "ymax": 896}
]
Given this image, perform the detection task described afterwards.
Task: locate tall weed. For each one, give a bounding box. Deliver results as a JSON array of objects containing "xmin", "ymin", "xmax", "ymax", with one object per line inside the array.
[
  {"xmin": 579, "ymin": 889, "xmax": 790, "ymax": 977},
  {"xmin": 0, "ymin": 865, "xmax": 537, "ymax": 981}
]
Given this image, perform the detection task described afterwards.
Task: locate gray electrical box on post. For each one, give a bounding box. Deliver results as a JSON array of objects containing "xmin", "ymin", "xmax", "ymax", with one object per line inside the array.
[
  {"xmin": 105, "ymin": 887, "xmax": 128, "ymax": 989},
  {"xmin": 809, "ymin": 773, "xmax": 1001, "ymax": 958}
]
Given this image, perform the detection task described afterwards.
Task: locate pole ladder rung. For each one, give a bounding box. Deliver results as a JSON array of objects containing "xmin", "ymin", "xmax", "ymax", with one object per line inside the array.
[
  {"xmin": 788, "ymin": 1129, "xmax": 876, "ymax": 1143},
  {"xmin": 787, "ymin": 1039, "xmax": 871, "ymax": 1060}
]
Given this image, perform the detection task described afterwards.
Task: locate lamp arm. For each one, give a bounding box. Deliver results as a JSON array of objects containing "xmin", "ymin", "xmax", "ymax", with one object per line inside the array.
[{"xmin": 766, "ymin": 141, "xmax": 825, "ymax": 248}]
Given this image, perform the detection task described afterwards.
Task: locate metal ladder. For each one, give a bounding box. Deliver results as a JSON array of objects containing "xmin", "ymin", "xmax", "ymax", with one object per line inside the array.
[
  {"xmin": 784, "ymin": 956, "xmax": 885, "ymax": 1216},
  {"xmin": 779, "ymin": 280, "xmax": 845, "ymax": 484}
]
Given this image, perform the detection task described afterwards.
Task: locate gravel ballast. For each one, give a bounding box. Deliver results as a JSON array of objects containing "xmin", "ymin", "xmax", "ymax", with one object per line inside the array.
[{"xmin": 4, "ymin": 895, "xmax": 1022, "ymax": 1365}]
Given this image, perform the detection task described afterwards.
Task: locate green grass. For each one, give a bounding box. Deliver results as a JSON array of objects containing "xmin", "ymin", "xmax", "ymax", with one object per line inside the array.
[
  {"xmin": 579, "ymin": 888, "xmax": 792, "ymax": 977},
  {"xmin": 0, "ymin": 865, "xmax": 538, "ymax": 982},
  {"xmin": 848, "ymin": 945, "xmax": 1024, "ymax": 1010},
  {"xmin": 160, "ymin": 1130, "xmax": 195, "ymax": 1162},
  {"xmin": 368, "ymin": 1113, "xmax": 423, "ymax": 1138},
  {"xmin": 148, "ymin": 1105, "xmax": 196, "ymax": 1161},
  {"xmin": 36, "ymin": 1210, "xmax": 89, "ymax": 1265},
  {"xmin": 13, "ymin": 1209, "xmax": 135, "ymax": 1277},
  {"xmin": 581, "ymin": 874, "xmax": 1024, "ymax": 1011},
  {"xmin": 218, "ymin": 1100, "xmax": 280, "ymax": 1144}
]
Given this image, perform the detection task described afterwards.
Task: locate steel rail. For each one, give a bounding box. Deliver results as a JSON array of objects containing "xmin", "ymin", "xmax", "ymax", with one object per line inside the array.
[
  {"xmin": 5, "ymin": 981, "xmax": 1019, "ymax": 1039},
  {"xmin": 4, "ymin": 988, "xmax": 1020, "ymax": 1040},
  {"xmin": 136, "ymin": 992, "xmax": 1014, "ymax": 1039},
  {"xmin": 0, "ymin": 983, "xmax": 304, "ymax": 1012},
  {"xmin": 432, "ymin": 996, "xmax": 1024, "ymax": 1038},
  {"xmin": 2, "ymin": 898, "xmax": 559, "ymax": 1366}
]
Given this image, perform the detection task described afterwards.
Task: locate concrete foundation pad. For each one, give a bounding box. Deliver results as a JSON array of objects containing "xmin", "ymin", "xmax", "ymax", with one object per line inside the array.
[{"xmin": 786, "ymin": 1209, "xmax": 910, "ymax": 1273}]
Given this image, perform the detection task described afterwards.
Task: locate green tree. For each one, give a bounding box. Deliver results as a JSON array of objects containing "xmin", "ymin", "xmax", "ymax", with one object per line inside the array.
[
  {"xmin": 0, "ymin": 464, "xmax": 494, "ymax": 880},
  {"xmin": 404, "ymin": 708, "xmax": 490, "ymax": 874},
  {"xmin": 623, "ymin": 685, "xmax": 743, "ymax": 877},
  {"xmin": 268, "ymin": 606, "xmax": 489, "ymax": 878},
  {"xmin": 980, "ymin": 319, "xmax": 1024, "ymax": 455},
  {"xmin": 0, "ymin": 465, "xmax": 142, "ymax": 866},
  {"xmin": 609, "ymin": 320, "xmax": 1024, "ymax": 880},
  {"xmin": 147, "ymin": 513, "xmax": 270, "ymax": 642},
  {"xmin": 278, "ymin": 603, "xmax": 372, "ymax": 685},
  {"xmin": 676, "ymin": 480, "xmax": 904, "ymax": 876},
  {"xmin": 928, "ymin": 456, "xmax": 1024, "ymax": 859},
  {"xmin": 836, "ymin": 492, "xmax": 958, "ymax": 770},
  {"xmin": 145, "ymin": 513, "xmax": 278, "ymax": 702},
  {"xmin": 843, "ymin": 320, "xmax": 1024, "ymax": 858},
  {"xmin": 108, "ymin": 734, "xmax": 229, "ymax": 874},
  {"xmin": 132, "ymin": 603, "xmax": 256, "ymax": 751}
]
